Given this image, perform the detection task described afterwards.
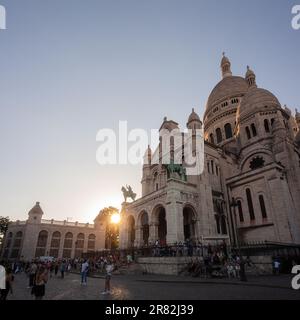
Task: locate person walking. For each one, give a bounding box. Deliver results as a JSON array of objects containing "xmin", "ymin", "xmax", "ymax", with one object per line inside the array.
[
  {"xmin": 80, "ymin": 259, "xmax": 89, "ymax": 285},
  {"xmin": 0, "ymin": 267, "xmax": 14, "ymax": 300},
  {"xmin": 54, "ymin": 262, "xmax": 59, "ymax": 276},
  {"xmin": 28, "ymin": 261, "xmax": 37, "ymax": 289},
  {"xmin": 32, "ymin": 266, "xmax": 48, "ymax": 300},
  {"xmin": 101, "ymin": 260, "xmax": 114, "ymax": 295},
  {"xmin": 274, "ymin": 259, "xmax": 281, "ymax": 275},
  {"xmin": 60, "ymin": 260, "xmax": 66, "ymax": 279}
]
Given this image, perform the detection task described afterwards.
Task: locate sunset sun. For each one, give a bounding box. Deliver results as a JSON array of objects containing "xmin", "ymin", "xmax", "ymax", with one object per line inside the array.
[{"xmin": 111, "ymin": 213, "xmax": 121, "ymax": 224}]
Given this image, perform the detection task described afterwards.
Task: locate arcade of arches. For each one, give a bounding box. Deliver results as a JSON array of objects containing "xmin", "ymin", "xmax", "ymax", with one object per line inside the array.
[{"xmin": 122, "ymin": 204, "xmax": 205, "ymax": 248}]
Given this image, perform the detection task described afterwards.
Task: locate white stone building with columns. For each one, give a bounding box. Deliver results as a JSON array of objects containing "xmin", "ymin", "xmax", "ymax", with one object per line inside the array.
[
  {"xmin": 1, "ymin": 202, "xmax": 106, "ymax": 261},
  {"xmin": 119, "ymin": 54, "xmax": 300, "ymax": 250}
]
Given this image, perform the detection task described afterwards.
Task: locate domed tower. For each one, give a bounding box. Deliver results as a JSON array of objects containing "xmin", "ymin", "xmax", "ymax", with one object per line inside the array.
[
  {"xmin": 28, "ymin": 202, "xmax": 44, "ymax": 224},
  {"xmin": 204, "ymin": 54, "xmax": 248, "ymax": 146},
  {"xmin": 236, "ymin": 66, "xmax": 283, "ymax": 148},
  {"xmin": 187, "ymin": 108, "xmax": 202, "ymax": 131}
]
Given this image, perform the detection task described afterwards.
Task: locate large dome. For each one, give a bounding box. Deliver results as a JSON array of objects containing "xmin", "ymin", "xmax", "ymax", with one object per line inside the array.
[
  {"xmin": 238, "ymin": 87, "xmax": 281, "ymax": 121},
  {"xmin": 204, "ymin": 76, "xmax": 248, "ymax": 120}
]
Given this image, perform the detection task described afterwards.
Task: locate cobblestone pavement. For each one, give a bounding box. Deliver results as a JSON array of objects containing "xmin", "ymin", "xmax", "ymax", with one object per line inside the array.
[{"xmin": 6, "ymin": 272, "xmax": 300, "ymax": 300}]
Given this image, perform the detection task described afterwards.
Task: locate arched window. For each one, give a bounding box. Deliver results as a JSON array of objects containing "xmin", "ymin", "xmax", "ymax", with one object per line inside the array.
[
  {"xmin": 211, "ymin": 160, "xmax": 214, "ymax": 174},
  {"xmin": 209, "ymin": 133, "xmax": 214, "ymax": 144},
  {"xmin": 224, "ymin": 123, "xmax": 233, "ymax": 139},
  {"xmin": 237, "ymin": 201, "xmax": 244, "ymax": 222},
  {"xmin": 246, "ymin": 189, "xmax": 255, "ymax": 221},
  {"xmin": 37, "ymin": 231, "xmax": 48, "ymax": 248},
  {"xmin": 216, "ymin": 128, "xmax": 222, "ymax": 143},
  {"xmin": 251, "ymin": 124, "xmax": 257, "ymax": 137},
  {"xmin": 13, "ymin": 231, "xmax": 23, "ymax": 248},
  {"xmin": 75, "ymin": 233, "xmax": 85, "ymax": 258},
  {"xmin": 88, "ymin": 234, "xmax": 96, "ymax": 250},
  {"xmin": 10, "ymin": 231, "xmax": 23, "ymax": 259},
  {"xmin": 62, "ymin": 232, "xmax": 73, "ymax": 258},
  {"xmin": 264, "ymin": 119, "xmax": 270, "ymax": 133},
  {"xmin": 259, "ymin": 195, "xmax": 267, "ymax": 219},
  {"xmin": 50, "ymin": 231, "xmax": 61, "ymax": 258},
  {"xmin": 35, "ymin": 230, "xmax": 48, "ymax": 257},
  {"xmin": 246, "ymin": 127, "xmax": 251, "ymax": 140},
  {"xmin": 76, "ymin": 233, "xmax": 85, "ymax": 249}
]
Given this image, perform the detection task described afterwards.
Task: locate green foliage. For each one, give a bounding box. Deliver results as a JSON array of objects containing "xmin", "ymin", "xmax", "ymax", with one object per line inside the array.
[{"xmin": 0, "ymin": 216, "xmax": 10, "ymax": 236}]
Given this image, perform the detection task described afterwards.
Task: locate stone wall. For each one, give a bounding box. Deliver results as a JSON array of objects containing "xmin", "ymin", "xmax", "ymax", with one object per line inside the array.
[{"xmin": 137, "ymin": 256, "xmax": 273, "ymax": 276}]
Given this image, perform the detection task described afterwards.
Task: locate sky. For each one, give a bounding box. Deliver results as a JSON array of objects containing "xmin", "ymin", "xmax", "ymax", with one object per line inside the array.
[{"xmin": 0, "ymin": 0, "xmax": 299, "ymax": 223}]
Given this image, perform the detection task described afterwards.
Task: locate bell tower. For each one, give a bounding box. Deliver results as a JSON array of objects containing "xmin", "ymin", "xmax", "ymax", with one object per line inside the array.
[{"xmin": 28, "ymin": 202, "xmax": 44, "ymax": 224}]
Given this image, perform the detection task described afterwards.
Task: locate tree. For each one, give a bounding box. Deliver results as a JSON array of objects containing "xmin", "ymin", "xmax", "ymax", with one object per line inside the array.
[
  {"xmin": 0, "ymin": 216, "xmax": 10, "ymax": 254},
  {"xmin": 97, "ymin": 207, "xmax": 120, "ymax": 250},
  {"xmin": 0, "ymin": 216, "xmax": 9, "ymax": 235}
]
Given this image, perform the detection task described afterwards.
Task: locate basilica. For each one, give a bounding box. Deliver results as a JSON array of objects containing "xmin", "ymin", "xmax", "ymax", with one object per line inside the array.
[{"xmin": 119, "ymin": 54, "xmax": 300, "ymax": 249}]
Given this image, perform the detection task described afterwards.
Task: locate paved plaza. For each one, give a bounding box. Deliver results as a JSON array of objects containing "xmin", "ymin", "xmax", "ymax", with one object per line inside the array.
[{"xmin": 5, "ymin": 272, "xmax": 300, "ymax": 300}]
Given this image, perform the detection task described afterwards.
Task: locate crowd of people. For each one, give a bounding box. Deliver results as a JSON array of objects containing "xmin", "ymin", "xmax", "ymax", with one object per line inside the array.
[{"xmin": 0, "ymin": 256, "xmax": 117, "ymax": 300}]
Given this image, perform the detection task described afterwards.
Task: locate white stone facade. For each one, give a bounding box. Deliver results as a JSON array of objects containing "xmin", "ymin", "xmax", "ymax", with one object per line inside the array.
[
  {"xmin": 1, "ymin": 202, "xmax": 106, "ymax": 261},
  {"xmin": 119, "ymin": 55, "xmax": 300, "ymax": 249}
]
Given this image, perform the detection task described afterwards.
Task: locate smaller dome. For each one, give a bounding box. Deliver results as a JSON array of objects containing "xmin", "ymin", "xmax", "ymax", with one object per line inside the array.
[
  {"xmin": 28, "ymin": 202, "xmax": 44, "ymax": 216},
  {"xmin": 221, "ymin": 54, "xmax": 230, "ymax": 66},
  {"xmin": 238, "ymin": 87, "xmax": 281, "ymax": 121},
  {"xmin": 188, "ymin": 108, "xmax": 201, "ymax": 123}
]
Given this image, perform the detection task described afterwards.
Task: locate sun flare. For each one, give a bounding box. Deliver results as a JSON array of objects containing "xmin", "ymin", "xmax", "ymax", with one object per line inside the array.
[{"xmin": 111, "ymin": 213, "xmax": 121, "ymax": 224}]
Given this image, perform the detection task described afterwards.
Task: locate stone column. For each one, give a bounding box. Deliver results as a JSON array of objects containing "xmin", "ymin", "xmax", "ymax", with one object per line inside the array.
[
  {"xmin": 165, "ymin": 184, "xmax": 184, "ymax": 244},
  {"xmin": 83, "ymin": 233, "xmax": 89, "ymax": 255},
  {"xmin": 58, "ymin": 232, "xmax": 65, "ymax": 259},
  {"xmin": 149, "ymin": 223, "xmax": 158, "ymax": 244},
  {"xmin": 45, "ymin": 231, "xmax": 52, "ymax": 256},
  {"xmin": 135, "ymin": 226, "xmax": 143, "ymax": 247}
]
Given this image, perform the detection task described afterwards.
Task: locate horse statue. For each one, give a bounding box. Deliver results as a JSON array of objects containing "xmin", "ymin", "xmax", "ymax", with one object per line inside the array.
[
  {"xmin": 121, "ymin": 185, "xmax": 137, "ymax": 202},
  {"xmin": 166, "ymin": 160, "xmax": 187, "ymax": 181}
]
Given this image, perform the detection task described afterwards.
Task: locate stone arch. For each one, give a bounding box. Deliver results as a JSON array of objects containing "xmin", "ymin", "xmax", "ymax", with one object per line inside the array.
[
  {"xmin": 183, "ymin": 205, "xmax": 197, "ymax": 241},
  {"xmin": 151, "ymin": 204, "xmax": 167, "ymax": 245},
  {"xmin": 240, "ymin": 149, "xmax": 273, "ymax": 172}
]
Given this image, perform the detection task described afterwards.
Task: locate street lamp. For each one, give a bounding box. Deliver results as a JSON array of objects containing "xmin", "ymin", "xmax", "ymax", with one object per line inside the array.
[{"xmin": 230, "ymin": 197, "xmax": 247, "ymax": 282}]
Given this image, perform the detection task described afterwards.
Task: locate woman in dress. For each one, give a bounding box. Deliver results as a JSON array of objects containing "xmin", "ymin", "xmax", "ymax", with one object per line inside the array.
[{"xmin": 33, "ymin": 265, "xmax": 48, "ymax": 300}]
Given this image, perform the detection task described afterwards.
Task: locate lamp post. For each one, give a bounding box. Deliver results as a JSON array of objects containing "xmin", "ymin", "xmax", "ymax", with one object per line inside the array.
[{"xmin": 230, "ymin": 197, "xmax": 247, "ymax": 282}]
